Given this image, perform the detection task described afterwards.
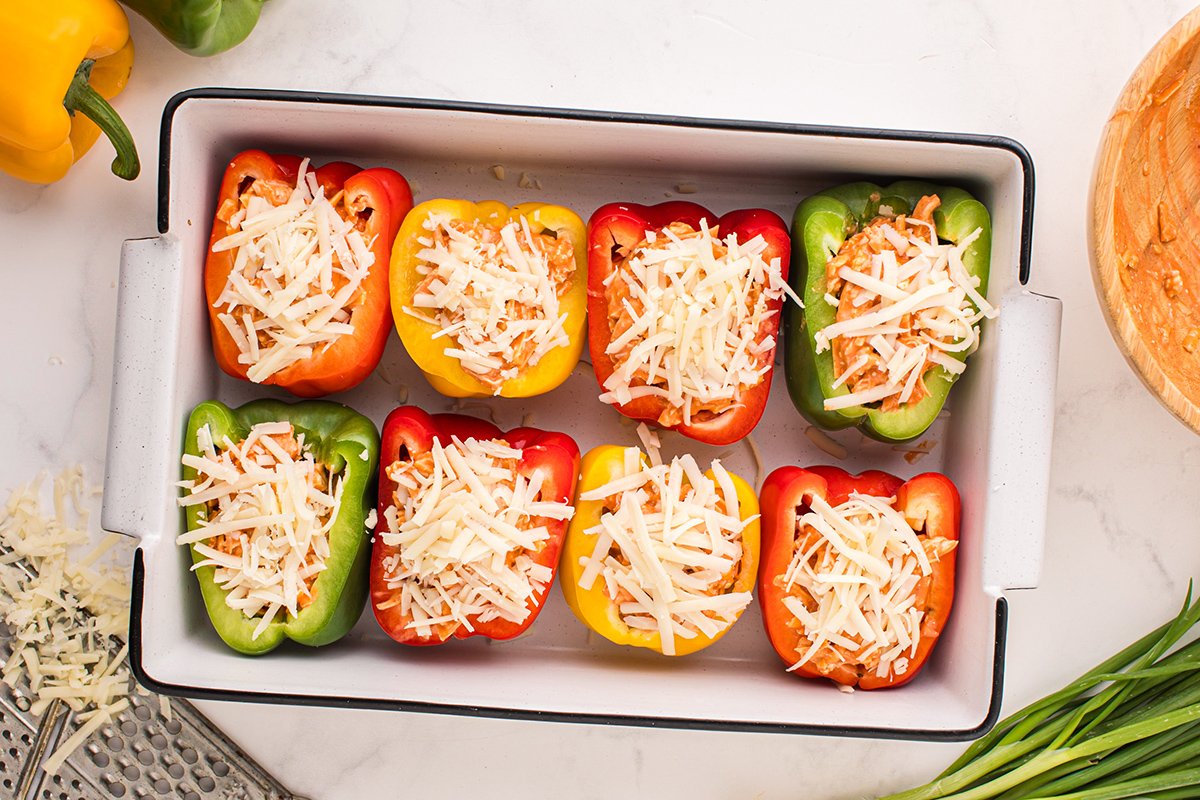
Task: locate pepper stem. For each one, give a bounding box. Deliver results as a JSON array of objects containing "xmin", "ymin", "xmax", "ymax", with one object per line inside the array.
[{"xmin": 63, "ymin": 60, "xmax": 140, "ymax": 181}]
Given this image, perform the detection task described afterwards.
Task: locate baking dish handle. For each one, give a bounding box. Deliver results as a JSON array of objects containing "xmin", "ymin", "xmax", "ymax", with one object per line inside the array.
[
  {"xmin": 982, "ymin": 290, "xmax": 1063, "ymax": 592},
  {"xmin": 102, "ymin": 235, "xmax": 184, "ymax": 541}
]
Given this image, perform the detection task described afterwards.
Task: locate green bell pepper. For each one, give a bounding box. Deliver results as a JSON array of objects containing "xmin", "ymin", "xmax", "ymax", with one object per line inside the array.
[
  {"xmin": 180, "ymin": 398, "xmax": 379, "ymax": 655},
  {"xmin": 784, "ymin": 180, "xmax": 992, "ymax": 443},
  {"xmin": 120, "ymin": 0, "xmax": 267, "ymax": 57}
]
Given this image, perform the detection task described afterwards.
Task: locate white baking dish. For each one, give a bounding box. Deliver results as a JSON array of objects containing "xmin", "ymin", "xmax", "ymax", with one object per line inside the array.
[{"xmin": 103, "ymin": 89, "xmax": 1061, "ymax": 740}]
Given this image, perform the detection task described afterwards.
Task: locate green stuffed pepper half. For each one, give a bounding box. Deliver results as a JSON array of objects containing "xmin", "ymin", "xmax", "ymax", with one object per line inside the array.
[
  {"xmin": 784, "ymin": 180, "xmax": 994, "ymax": 443},
  {"xmin": 177, "ymin": 398, "xmax": 379, "ymax": 655}
]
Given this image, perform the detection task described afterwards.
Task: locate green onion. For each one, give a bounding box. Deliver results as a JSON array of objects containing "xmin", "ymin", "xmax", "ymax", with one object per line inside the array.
[{"xmin": 877, "ymin": 588, "xmax": 1200, "ymax": 800}]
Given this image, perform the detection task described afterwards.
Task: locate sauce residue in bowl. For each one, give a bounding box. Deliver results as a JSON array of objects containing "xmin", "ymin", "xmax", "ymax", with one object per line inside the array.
[{"xmin": 1110, "ymin": 37, "xmax": 1200, "ymax": 401}]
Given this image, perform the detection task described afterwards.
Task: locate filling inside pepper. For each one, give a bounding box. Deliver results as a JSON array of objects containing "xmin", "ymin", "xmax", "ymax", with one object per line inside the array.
[
  {"xmin": 402, "ymin": 214, "xmax": 576, "ymax": 392},
  {"xmin": 601, "ymin": 221, "xmax": 795, "ymax": 427},
  {"xmin": 817, "ymin": 195, "xmax": 997, "ymax": 413},
  {"xmin": 378, "ymin": 436, "xmax": 575, "ymax": 640},
  {"xmin": 778, "ymin": 492, "xmax": 956, "ymax": 681},
  {"xmin": 210, "ymin": 159, "xmax": 376, "ymax": 383},
  {"xmin": 576, "ymin": 425, "xmax": 752, "ymax": 655},
  {"xmin": 177, "ymin": 421, "xmax": 346, "ymax": 640}
]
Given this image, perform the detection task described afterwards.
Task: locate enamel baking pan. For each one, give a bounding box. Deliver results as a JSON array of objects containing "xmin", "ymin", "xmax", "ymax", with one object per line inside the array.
[{"xmin": 103, "ymin": 89, "xmax": 1061, "ymax": 740}]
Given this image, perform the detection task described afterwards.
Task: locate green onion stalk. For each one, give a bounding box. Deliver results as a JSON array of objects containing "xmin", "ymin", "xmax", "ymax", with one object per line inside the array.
[{"xmin": 877, "ymin": 588, "xmax": 1200, "ymax": 800}]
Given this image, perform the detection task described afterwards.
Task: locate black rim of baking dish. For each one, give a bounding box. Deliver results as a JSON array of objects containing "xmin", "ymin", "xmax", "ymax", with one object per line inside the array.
[
  {"xmin": 130, "ymin": 549, "xmax": 1008, "ymax": 741},
  {"xmin": 155, "ymin": 88, "xmax": 1035, "ymax": 284},
  {"xmin": 131, "ymin": 87, "xmax": 1031, "ymax": 741}
]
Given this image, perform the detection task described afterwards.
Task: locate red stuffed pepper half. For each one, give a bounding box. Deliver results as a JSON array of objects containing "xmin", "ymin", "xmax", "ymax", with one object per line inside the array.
[
  {"xmin": 587, "ymin": 202, "xmax": 796, "ymax": 446},
  {"xmin": 370, "ymin": 406, "xmax": 579, "ymax": 644},
  {"xmin": 206, "ymin": 150, "xmax": 413, "ymax": 397},
  {"xmin": 758, "ymin": 465, "xmax": 959, "ymax": 689}
]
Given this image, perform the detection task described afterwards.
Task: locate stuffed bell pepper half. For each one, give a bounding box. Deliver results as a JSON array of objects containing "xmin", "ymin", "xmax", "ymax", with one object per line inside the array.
[
  {"xmin": 561, "ymin": 425, "xmax": 759, "ymax": 656},
  {"xmin": 758, "ymin": 465, "xmax": 959, "ymax": 689},
  {"xmin": 390, "ymin": 200, "xmax": 587, "ymax": 398},
  {"xmin": 786, "ymin": 181, "xmax": 995, "ymax": 442},
  {"xmin": 205, "ymin": 150, "xmax": 412, "ymax": 397},
  {"xmin": 370, "ymin": 406, "xmax": 579, "ymax": 644},
  {"xmin": 587, "ymin": 202, "xmax": 796, "ymax": 446},
  {"xmin": 176, "ymin": 399, "xmax": 380, "ymax": 655}
]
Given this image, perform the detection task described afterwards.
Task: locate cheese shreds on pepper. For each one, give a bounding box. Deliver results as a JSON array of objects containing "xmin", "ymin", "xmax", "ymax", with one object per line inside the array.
[
  {"xmin": 576, "ymin": 423, "xmax": 753, "ymax": 655},
  {"xmin": 818, "ymin": 195, "xmax": 997, "ymax": 413},
  {"xmin": 402, "ymin": 214, "xmax": 576, "ymax": 392},
  {"xmin": 210, "ymin": 158, "xmax": 376, "ymax": 383},
  {"xmin": 780, "ymin": 492, "xmax": 956, "ymax": 680},
  {"xmin": 380, "ymin": 436, "xmax": 575, "ymax": 640},
  {"xmin": 601, "ymin": 219, "xmax": 798, "ymax": 428},
  {"xmin": 176, "ymin": 422, "xmax": 344, "ymax": 639},
  {"xmin": 0, "ymin": 467, "xmax": 132, "ymax": 774}
]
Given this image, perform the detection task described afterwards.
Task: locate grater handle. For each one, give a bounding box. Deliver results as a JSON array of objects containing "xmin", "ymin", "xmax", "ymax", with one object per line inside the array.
[
  {"xmin": 101, "ymin": 236, "xmax": 186, "ymax": 541},
  {"xmin": 15, "ymin": 699, "xmax": 69, "ymax": 800},
  {"xmin": 980, "ymin": 290, "xmax": 1063, "ymax": 591}
]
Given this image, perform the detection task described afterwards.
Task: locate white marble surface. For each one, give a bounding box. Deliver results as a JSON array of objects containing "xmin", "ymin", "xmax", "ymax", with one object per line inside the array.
[{"xmin": 4, "ymin": 1, "xmax": 1200, "ymax": 797}]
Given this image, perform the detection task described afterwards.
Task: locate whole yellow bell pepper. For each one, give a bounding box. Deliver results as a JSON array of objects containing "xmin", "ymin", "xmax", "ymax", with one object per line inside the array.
[
  {"xmin": 0, "ymin": 0, "xmax": 139, "ymax": 183},
  {"xmin": 390, "ymin": 199, "xmax": 587, "ymax": 398},
  {"xmin": 560, "ymin": 444, "xmax": 761, "ymax": 656}
]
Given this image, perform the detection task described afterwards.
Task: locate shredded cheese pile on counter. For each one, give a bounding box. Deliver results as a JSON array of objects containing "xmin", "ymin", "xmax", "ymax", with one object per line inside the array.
[
  {"xmin": 177, "ymin": 422, "xmax": 345, "ymax": 640},
  {"xmin": 403, "ymin": 214, "xmax": 574, "ymax": 391},
  {"xmin": 781, "ymin": 492, "xmax": 956, "ymax": 680},
  {"xmin": 211, "ymin": 158, "xmax": 376, "ymax": 383},
  {"xmin": 600, "ymin": 220, "xmax": 799, "ymax": 426},
  {"xmin": 379, "ymin": 437, "xmax": 575, "ymax": 638},
  {"xmin": 576, "ymin": 425, "xmax": 752, "ymax": 655},
  {"xmin": 0, "ymin": 467, "xmax": 132, "ymax": 774},
  {"xmin": 817, "ymin": 215, "xmax": 997, "ymax": 412}
]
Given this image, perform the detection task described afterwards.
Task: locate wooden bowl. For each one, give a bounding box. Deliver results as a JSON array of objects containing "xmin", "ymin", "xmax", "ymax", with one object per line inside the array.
[{"xmin": 1091, "ymin": 6, "xmax": 1200, "ymax": 432}]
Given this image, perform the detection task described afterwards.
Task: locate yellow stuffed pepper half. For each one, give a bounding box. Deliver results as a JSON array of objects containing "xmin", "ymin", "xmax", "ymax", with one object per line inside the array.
[
  {"xmin": 561, "ymin": 428, "xmax": 760, "ymax": 656},
  {"xmin": 390, "ymin": 199, "xmax": 587, "ymax": 398}
]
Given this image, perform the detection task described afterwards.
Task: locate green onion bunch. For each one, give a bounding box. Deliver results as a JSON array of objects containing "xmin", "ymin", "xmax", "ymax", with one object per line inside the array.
[{"xmin": 878, "ymin": 590, "xmax": 1200, "ymax": 800}]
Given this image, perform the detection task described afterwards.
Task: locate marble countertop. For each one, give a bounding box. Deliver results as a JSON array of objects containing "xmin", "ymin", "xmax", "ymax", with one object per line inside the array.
[{"xmin": 4, "ymin": 1, "xmax": 1200, "ymax": 797}]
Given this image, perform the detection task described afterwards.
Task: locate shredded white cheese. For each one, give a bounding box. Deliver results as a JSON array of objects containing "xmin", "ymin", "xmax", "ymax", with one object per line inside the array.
[
  {"xmin": 600, "ymin": 220, "xmax": 799, "ymax": 426},
  {"xmin": 804, "ymin": 426, "xmax": 848, "ymax": 460},
  {"xmin": 781, "ymin": 492, "xmax": 956, "ymax": 680},
  {"xmin": 211, "ymin": 158, "xmax": 376, "ymax": 383},
  {"xmin": 176, "ymin": 422, "xmax": 345, "ymax": 639},
  {"xmin": 817, "ymin": 214, "xmax": 997, "ymax": 412},
  {"xmin": 745, "ymin": 432, "xmax": 765, "ymax": 493},
  {"xmin": 0, "ymin": 467, "xmax": 132, "ymax": 774},
  {"xmin": 577, "ymin": 424, "xmax": 753, "ymax": 655},
  {"xmin": 402, "ymin": 213, "xmax": 574, "ymax": 392},
  {"xmin": 380, "ymin": 436, "xmax": 575, "ymax": 639}
]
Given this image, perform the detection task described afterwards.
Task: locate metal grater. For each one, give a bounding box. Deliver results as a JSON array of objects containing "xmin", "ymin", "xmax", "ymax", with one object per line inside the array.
[{"xmin": 0, "ymin": 557, "xmax": 307, "ymax": 800}]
